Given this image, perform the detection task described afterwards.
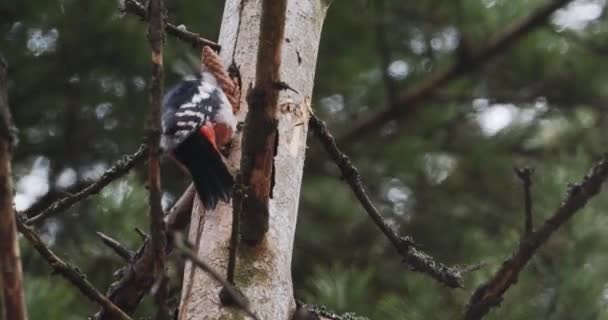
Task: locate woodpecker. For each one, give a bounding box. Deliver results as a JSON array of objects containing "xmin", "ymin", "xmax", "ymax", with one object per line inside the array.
[{"xmin": 161, "ymin": 70, "xmax": 237, "ymax": 210}]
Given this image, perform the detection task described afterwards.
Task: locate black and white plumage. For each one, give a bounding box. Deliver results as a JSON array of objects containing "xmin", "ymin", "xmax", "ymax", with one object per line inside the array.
[{"xmin": 162, "ymin": 71, "xmax": 237, "ymax": 210}]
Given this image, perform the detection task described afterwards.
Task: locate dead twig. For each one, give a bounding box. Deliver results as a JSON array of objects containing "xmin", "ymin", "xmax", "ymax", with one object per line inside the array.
[
  {"xmin": 309, "ymin": 115, "xmax": 464, "ymax": 288},
  {"xmin": 465, "ymin": 156, "xmax": 608, "ymax": 320},
  {"xmin": 122, "ymin": 0, "xmax": 221, "ymax": 51},
  {"xmin": 95, "ymin": 186, "xmax": 194, "ymax": 319},
  {"xmin": 25, "ymin": 144, "xmax": 148, "ymax": 225},
  {"xmin": 17, "ymin": 219, "xmax": 132, "ymax": 320},
  {"xmin": 97, "ymin": 232, "xmax": 134, "ymax": 262}
]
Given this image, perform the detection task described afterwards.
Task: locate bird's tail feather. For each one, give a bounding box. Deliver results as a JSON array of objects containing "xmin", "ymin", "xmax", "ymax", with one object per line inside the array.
[{"xmin": 174, "ymin": 133, "xmax": 234, "ymax": 210}]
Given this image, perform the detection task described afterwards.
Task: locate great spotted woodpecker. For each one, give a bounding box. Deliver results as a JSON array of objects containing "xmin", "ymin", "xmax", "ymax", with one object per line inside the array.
[{"xmin": 161, "ymin": 70, "xmax": 237, "ymax": 210}]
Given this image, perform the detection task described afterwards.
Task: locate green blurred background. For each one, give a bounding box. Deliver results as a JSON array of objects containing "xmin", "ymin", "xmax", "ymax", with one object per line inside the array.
[{"xmin": 2, "ymin": 0, "xmax": 608, "ymax": 319}]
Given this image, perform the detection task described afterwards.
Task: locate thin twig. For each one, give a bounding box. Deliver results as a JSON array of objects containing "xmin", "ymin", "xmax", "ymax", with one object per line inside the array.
[
  {"xmin": 514, "ymin": 167, "xmax": 534, "ymax": 236},
  {"xmin": 164, "ymin": 184, "xmax": 195, "ymax": 232},
  {"xmin": 464, "ymin": 156, "xmax": 608, "ymax": 320},
  {"xmin": 123, "ymin": 0, "xmax": 221, "ymax": 52},
  {"xmin": 25, "ymin": 144, "xmax": 148, "ymax": 225},
  {"xmin": 295, "ymin": 302, "xmax": 369, "ymax": 320},
  {"xmin": 97, "ymin": 232, "xmax": 134, "ymax": 262},
  {"xmin": 16, "ymin": 219, "xmax": 132, "ymax": 320},
  {"xmin": 341, "ymin": 0, "xmax": 575, "ymax": 144},
  {"xmin": 309, "ymin": 115, "xmax": 463, "ymax": 288},
  {"xmin": 147, "ymin": 0, "xmax": 168, "ymax": 317},
  {"xmin": 173, "ymin": 233, "xmax": 260, "ymax": 320},
  {"xmin": 134, "ymin": 226, "xmax": 149, "ymax": 240}
]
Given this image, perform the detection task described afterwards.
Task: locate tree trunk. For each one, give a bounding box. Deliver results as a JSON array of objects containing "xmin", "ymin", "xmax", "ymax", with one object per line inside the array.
[
  {"xmin": 0, "ymin": 56, "xmax": 28, "ymax": 320},
  {"xmin": 178, "ymin": 1, "xmax": 329, "ymax": 319}
]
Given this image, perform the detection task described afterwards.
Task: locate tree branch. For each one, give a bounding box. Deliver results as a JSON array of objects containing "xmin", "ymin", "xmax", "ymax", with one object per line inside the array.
[
  {"xmin": 163, "ymin": 184, "xmax": 195, "ymax": 232},
  {"xmin": 95, "ymin": 186, "xmax": 194, "ymax": 319},
  {"xmin": 341, "ymin": 0, "xmax": 574, "ymax": 144},
  {"xmin": 237, "ymin": 0, "xmax": 288, "ymax": 244},
  {"xmin": 464, "ymin": 156, "xmax": 608, "ymax": 320},
  {"xmin": 97, "ymin": 232, "xmax": 134, "ymax": 262},
  {"xmin": 146, "ymin": 0, "xmax": 168, "ymax": 317},
  {"xmin": 309, "ymin": 115, "xmax": 464, "ymax": 288},
  {"xmin": 16, "ymin": 219, "xmax": 132, "ymax": 320},
  {"xmin": 25, "ymin": 144, "xmax": 148, "ymax": 225},
  {"xmin": 122, "ymin": 0, "xmax": 221, "ymax": 52},
  {"xmin": 0, "ymin": 52, "xmax": 28, "ymax": 320},
  {"xmin": 294, "ymin": 303, "xmax": 369, "ymax": 320}
]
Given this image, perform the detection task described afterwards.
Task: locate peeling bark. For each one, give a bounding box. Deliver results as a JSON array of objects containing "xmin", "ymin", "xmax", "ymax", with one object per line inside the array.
[
  {"xmin": 178, "ymin": 1, "xmax": 328, "ymax": 319},
  {"xmin": 238, "ymin": 0, "xmax": 287, "ymax": 244}
]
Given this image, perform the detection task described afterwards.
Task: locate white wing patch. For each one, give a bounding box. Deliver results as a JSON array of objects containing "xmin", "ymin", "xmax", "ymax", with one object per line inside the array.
[
  {"xmin": 176, "ymin": 121, "xmax": 200, "ymax": 128},
  {"xmin": 179, "ymin": 83, "xmax": 211, "ymax": 109},
  {"xmin": 176, "ymin": 109, "xmax": 206, "ymax": 118},
  {"xmin": 162, "ymin": 72, "xmax": 237, "ymax": 151}
]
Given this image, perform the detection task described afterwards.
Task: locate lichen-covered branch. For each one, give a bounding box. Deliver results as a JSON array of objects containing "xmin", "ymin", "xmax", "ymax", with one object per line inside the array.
[
  {"xmin": 25, "ymin": 145, "xmax": 147, "ymax": 225},
  {"xmin": 17, "ymin": 219, "xmax": 132, "ymax": 320},
  {"xmin": 309, "ymin": 115, "xmax": 463, "ymax": 288},
  {"xmin": 464, "ymin": 156, "xmax": 608, "ymax": 320},
  {"xmin": 294, "ymin": 302, "xmax": 369, "ymax": 320}
]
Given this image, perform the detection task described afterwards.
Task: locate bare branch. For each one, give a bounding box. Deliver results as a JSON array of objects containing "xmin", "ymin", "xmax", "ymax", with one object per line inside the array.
[
  {"xmin": 295, "ymin": 302, "xmax": 369, "ymax": 320},
  {"xmin": 95, "ymin": 186, "xmax": 194, "ymax": 319},
  {"xmin": 0, "ymin": 52, "xmax": 27, "ymax": 320},
  {"xmin": 122, "ymin": 0, "xmax": 221, "ymax": 51},
  {"xmin": 173, "ymin": 233, "xmax": 259, "ymax": 320},
  {"xmin": 147, "ymin": 0, "xmax": 168, "ymax": 317},
  {"xmin": 341, "ymin": 0, "xmax": 575, "ymax": 144},
  {"xmin": 464, "ymin": 156, "xmax": 608, "ymax": 320},
  {"xmin": 97, "ymin": 232, "xmax": 134, "ymax": 262},
  {"xmin": 237, "ymin": 0, "xmax": 288, "ymax": 244},
  {"xmin": 25, "ymin": 144, "xmax": 147, "ymax": 225},
  {"xmin": 16, "ymin": 219, "xmax": 132, "ymax": 320},
  {"xmin": 164, "ymin": 184, "xmax": 195, "ymax": 232},
  {"xmin": 309, "ymin": 115, "xmax": 463, "ymax": 288}
]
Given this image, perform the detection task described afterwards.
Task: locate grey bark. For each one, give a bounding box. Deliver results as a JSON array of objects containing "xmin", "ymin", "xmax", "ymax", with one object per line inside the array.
[{"xmin": 178, "ymin": 1, "xmax": 329, "ymax": 319}]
